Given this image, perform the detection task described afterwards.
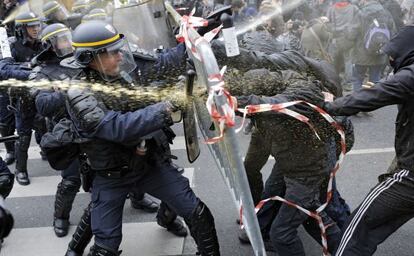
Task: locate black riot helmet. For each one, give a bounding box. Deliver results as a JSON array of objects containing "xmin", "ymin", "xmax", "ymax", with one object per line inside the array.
[
  {"xmin": 43, "ymin": 1, "xmax": 70, "ymax": 23},
  {"xmin": 14, "ymin": 11, "xmax": 42, "ymax": 41},
  {"xmin": 72, "ymin": 0, "xmax": 91, "ymax": 15},
  {"xmin": 72, "ymin": 20, "xmax": 136, "ymax": 81},
  {"xmin": 81, "ymin": 8, "xmax": 108, "ymax": 23},
  {"xmin": 41, "ymin": 23, "xmax": 73, "ymax": 57}
]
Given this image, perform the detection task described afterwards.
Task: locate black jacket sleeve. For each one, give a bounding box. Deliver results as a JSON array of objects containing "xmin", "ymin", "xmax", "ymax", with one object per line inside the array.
[
  {"xmin": 35, "ymin": 90, "xmax": 65, "ymax": 118},
  {"xmin": 324, "ymin": 68, "xmax": 414, "ymax": 116}
]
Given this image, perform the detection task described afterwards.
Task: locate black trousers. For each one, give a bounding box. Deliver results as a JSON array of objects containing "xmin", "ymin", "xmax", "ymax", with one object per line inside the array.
[{"xmin": 335, "ymin": 169, "xmax": 414, "ymax": 256}]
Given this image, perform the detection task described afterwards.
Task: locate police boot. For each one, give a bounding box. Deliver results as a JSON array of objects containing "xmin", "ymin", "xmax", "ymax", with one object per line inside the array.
[
  {"xmin": 65, "ymin": 203, "xmax": 93, "ymax": 256},
  {"xmin": 129, "ymin": 192, "xmax": 159, "ymax": 213},
  {"xmin": 185, "ymin": 201, "xmax": 220, "ymax": 256},
  {"xmin": 54, "ymin": 177, "xmax": 81, "ymax": 237},
  {"xmin": 87, "ymin": 244, "xmax": 120, "ymax": 256},
  {"xmin": 14, "ymin": 134, "xmax": 31, "ymax": 185},
  {"xmin": 157, "ymin": 202, "xmax": 188, "ymax": 237},
  {"xmin": 0, "ymin": 171, "xmax": 14, "ymax": 199},
  {"xmin": 0, "ymin": 125, "xmax": 15, "ymax": 165}
]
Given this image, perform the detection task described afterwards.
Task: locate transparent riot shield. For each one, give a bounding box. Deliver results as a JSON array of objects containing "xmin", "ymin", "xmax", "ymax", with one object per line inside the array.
[
  {"xmin": 0, "ymin": 27, "xmax": 11, "ymax": 58},
  {"xmin": 166, "ymin": 3, "xmax": 266, "ymax": 255},
  {"xmin": 112, "ymin": 0, "xmax": 176, "ymax": 52}
]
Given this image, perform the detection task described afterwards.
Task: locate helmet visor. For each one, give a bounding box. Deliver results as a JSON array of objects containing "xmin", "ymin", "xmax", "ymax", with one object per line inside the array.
[
  {"xmin": 94, "ymin": 37, "xmax": 137, "ymax": 82},
  {"xmin": 49, "ymin": 31, "xmax": 74, "ymax": 57},
  {"xmin": 50, "ymin": 6, "xmax": 69, "ymax": 21}
]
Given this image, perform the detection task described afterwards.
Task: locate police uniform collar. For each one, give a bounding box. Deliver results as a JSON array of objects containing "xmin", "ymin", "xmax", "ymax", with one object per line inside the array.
[{"xmin": 22, "ymin": 38, "xmax": 41, "ymax": 47}]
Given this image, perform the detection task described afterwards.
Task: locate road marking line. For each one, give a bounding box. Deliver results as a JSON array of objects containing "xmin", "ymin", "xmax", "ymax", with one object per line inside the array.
[
  {"xmin": 347, "ymin": 147, "xmax": 394, "ymax": 155},
  {"xmin": 8, "ymin": 168, "xmax": 194, "ymax": 198},
  {"xmin": 2, "ymin": 222, "xmax": 184, "ymax": 256}
]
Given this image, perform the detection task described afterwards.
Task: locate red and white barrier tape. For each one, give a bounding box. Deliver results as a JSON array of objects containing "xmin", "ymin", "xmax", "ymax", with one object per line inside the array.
[
  {"xmin": 237, "ymin": 101, "xmax": 346, "ymax": 256},
  {"xmin": 176, "ymin": 9, "xmax": 222, "ymax": 61},
  {"xmin": 205, "ymin": 67, "xmax": 238, "ymax": 144}
]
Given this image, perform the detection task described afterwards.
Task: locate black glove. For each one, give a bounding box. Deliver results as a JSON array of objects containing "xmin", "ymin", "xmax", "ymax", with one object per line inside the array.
[{"xmin": 197, "ymin": 6, "xmax": 232, "ymax": 36}]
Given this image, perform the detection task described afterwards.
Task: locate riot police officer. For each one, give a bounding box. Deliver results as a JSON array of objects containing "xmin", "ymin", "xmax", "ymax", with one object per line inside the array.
[
  {"xmin": 0, "ymin": 56, "xmax": 39, "ymax": 166},
  {"xmin": 71, "ymin": 0, "xmax": 91, "ymax": 15},
  {"xmin": 8, "ymin": 12, "xmax": 47, "ymax": 185},
  {"xmin": 81, "ymin": 8, "xmax": 110, "ymax": 24},
  {"xmin": 11, "ymin": 11, "xmax": 43, "ymax": 62},
  {"xmin": 0, "ymin": 12, "xmax": 41, "ymax": 167},
  {"xmin": 43, "ymin": 1, "xmax": 82, "ymax": 30},
  {"xmin": 63, "ymin": 21, "xmax": 219, "ymax": 255},
  {"xmin": 33, "ymin": 23, "xmax": 83, "ymax": 237}
]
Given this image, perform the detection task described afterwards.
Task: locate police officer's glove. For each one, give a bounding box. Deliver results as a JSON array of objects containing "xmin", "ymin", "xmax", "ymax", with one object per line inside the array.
[
  {"xmin": 161, "ymin": 102, "xmax": 176, "ymax": 127},
  {"xmin": 28, "ymin": 72, "xmax": 37, "ymax": 80},
  {"xmin": 164, "ymin": 92, "xmax": 187, "ymax": 112},
  {"xmin": 27, "ymin": 65, "xmax": 42, "ymax": 80}
]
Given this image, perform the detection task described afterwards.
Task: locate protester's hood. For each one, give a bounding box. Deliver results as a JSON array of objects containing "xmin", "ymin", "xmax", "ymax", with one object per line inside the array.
[{"xmin": 383, "ymin": 25, "xmax": 414, "ymax": 72}]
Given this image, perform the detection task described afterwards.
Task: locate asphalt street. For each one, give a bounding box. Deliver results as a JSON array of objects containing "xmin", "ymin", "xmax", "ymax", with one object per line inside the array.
[{"xmin": 1, "ymin": 104, "xmax": 408, "ymax": 256}]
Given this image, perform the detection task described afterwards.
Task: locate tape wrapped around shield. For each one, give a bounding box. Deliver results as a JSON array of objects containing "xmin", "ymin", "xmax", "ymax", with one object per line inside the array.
[{"xmin": 166, "ymin": 4, "xmax": 267, "ymax": 254}]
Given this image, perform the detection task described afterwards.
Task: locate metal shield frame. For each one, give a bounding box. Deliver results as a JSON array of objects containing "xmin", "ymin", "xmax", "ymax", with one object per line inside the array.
[{"xmin": 165, "ymin": 3, "xmax": 266, "ymax": 255}]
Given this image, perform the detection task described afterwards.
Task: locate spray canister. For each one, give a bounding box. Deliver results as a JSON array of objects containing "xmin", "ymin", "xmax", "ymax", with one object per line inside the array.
[
  {"xmin": 135, "ymin": 140, "xmax": 147, "ymax": 156},
  {"xmin": 0, "ymin": 27, "xmax": 11, "ymax": 59},
  {"xmin": 220, "ymin": 13, "xmax": 239, "ymax": 57}
]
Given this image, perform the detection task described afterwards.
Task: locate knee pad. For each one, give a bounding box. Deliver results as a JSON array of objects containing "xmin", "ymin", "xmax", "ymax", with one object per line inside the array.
[
  {"xmin": 69, "ymin": 202, "xmax": 93, "ymax": 254},
  {"xmin": 16, "ymin": 134, "xmax": 31, "ymax": 152},
  {"xmin": 60, "ymin": 177, "xmax": 82, "ymax": 194},
  {"xmin": 185, "ymin": 201, "xmax": 220, "ymax": 256}
]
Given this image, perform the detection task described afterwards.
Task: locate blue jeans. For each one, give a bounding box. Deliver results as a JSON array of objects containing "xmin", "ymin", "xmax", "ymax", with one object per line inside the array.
[
  {"xmin": 352, "ymin": 64, "xmax": 383, "ymax": 91},
  {"xmin": 257, "ymin": 139, "xmax": 350, "ymax": 255}
]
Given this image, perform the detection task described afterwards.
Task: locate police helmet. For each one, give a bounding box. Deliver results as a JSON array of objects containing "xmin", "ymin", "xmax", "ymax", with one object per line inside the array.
[
  {"xmin": 81, "ymin": 8, "xmax": 108, "ymax": 23},
  {"xmin": 41, "ymin": 23, "xmax": 73, "ymax": 57},
  {"xmin": 72, "ymin": 20, "xmax": 136, "ymax": 81},
  {"xmin": 72, "ymin": 0, "xmax": 91, "ymax": 15},
  {"xmin": 43, "ymin": 1, "xmax": 69, "ymax": 23},
  {"xmin": 14, "ymin": 12, "xmax": 42, "ymax": 40}
]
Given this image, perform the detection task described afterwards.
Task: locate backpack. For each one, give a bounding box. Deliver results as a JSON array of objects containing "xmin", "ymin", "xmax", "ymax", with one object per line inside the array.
[{"xmin": 363, "ymin": 18, "xmax": 391, "ymax": 55}]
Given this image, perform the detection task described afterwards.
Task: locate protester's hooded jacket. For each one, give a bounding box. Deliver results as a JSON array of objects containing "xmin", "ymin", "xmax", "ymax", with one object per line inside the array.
[{"xmin": 324, "ymin": 25, "xmax": 414, "ymax": 172}]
